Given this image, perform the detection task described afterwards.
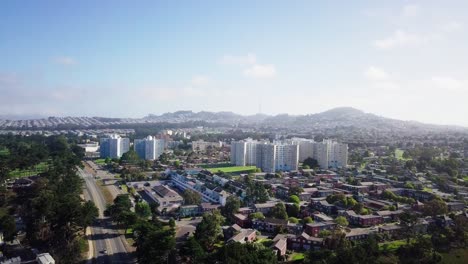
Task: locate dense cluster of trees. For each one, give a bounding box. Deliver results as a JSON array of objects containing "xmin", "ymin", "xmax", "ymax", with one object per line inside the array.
[
  {"xmin": 133, "ymin": 219, "xmax": 176, "ymax": 263},
  {"xmin": 243, "ymin": 175, "xmax": 270, "ymax": 204},
  {"xmin": 183, "ymin": 189, "xmax": 203, "ymax": 205},
  {"xmin": 303, "ymin": 157, "xmax": 319, "ymax": 169},
  {"xmin": 0, "ymin": 135, "xmax": 99, "ymax": 263},
  {"xmin": 382, "ymin": 190, "xmax": 416, "ymax": 204}
]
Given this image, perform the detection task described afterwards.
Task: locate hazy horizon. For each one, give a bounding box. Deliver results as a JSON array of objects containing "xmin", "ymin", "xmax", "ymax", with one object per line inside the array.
[{"xmin": 1, "ymin": 1, "xmax": 468, "ymax": 126}]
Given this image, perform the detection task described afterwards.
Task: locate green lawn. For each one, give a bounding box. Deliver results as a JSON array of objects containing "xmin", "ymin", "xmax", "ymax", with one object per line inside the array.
[
  {"xmin": 290, "ymin": 252, "xmax": 305, "ymax": 261},
  {"xmin": 394, "ymin": 149, "xmax": 406, "ymax": 160},
  {"xmin": 0, "ymin": 147, "xmax": 9, "ymax": 156},
  {"xmin": 379, "ymin": 239, "xmax": 407, "ymax": 252},
  {"xmin": 94, "ymin": 158, "xmax": 106, "ymax": 165},
  {"xmin": 441, "ymin": 248, "xmax": 468, "ymax": 264},
  {"xmin": 120, "ymin": 184, "xmax": 128, "ymax": 193},
  {"xmin": 395, "ymin": 149, "xmax": 413, "ymax": 161},
  {"xmin": 78, "ymin": 237, "xmax": 89, "ymax": 254},
  {"xmin": 8, "ymin": 161, "xmax": 49, "ymax": 178},
  {"xmin": 207, "ymin": 166, "xmax": 257, "ymax": 174}
]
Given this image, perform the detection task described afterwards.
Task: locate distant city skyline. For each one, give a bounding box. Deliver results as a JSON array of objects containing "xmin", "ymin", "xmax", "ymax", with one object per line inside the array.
[{"xmin": 1, "ymin": 1, "xmax": 468, "ymax": 126}]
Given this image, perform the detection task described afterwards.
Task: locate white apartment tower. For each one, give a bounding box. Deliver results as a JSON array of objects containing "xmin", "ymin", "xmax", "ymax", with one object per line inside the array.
[
  {"xmin": 100, "ymin": 134, "xmax": 130, "ymax": 159},
  {"xmin": 134, "ymin": 136, "xmax": 165, "ymax": 160},
  {"xmin": 230, "ymin": 139, "xmax": 299, "ymax": 173},
  {"xmin": 314, "ymin": 139, "xmax": 348, "ymax": 169},
  {"xmin": 288, "ymin": 137, "xmax": 315, "ymax": 162}
]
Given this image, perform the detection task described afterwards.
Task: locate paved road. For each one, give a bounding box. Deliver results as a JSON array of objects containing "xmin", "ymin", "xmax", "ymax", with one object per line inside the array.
[{"xmin": 79, "ymin": 167, "xmax": 134, "ymax": 264}]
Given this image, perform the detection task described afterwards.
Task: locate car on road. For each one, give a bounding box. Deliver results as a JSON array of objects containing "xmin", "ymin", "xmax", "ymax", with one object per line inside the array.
[{"xmin": 101, "ymin": 249, "xmax": 107, "ymax": 254}]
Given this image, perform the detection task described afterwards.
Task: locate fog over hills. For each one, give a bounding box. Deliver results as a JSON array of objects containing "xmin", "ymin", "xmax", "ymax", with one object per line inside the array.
[{"xmin": 1, "ymin": 107, "xmax": 467, "ymax": 134}]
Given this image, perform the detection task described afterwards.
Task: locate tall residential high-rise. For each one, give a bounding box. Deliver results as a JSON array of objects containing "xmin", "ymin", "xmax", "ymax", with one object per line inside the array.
[
  {"xmin": 287, "ymin": 137, "xmax": 315, "ymax": 162},
  {"xmin": 314, "ymin": 139, "xmax": 348, "ymax": 169},
  {"xmin": 134, "ymin": 136, "xmax": 165, "ymax": 160},
  {"xmin": 231, "ymin": 138, "xmax": 347, "ymax": 171},
  {"xmin": 230, "ymin": 139, "xmax": 298, "ymax": 173},
  {"xmin": 99, "ymin": 134, "xmax": 130, "ymax": 159},
  {"xmin": 230, "ymin": 138, "xmax": 262, "ymax": 166}
]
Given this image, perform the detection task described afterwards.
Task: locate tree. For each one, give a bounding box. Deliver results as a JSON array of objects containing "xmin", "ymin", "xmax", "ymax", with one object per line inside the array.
[
  {"xmin": 288, "ymin": 186, "xmax": 304, "ymax": 196},
  {"xmin": 222, "ymin": 195, "xmax": 241, "ymax": 223},
  {"xmin": 249, "ymin": 212, "xmax": 265, "ymax": 220},
  {"xmin": 107, "ymin": 194, "xmax": 132, "ymax": 224},
  {"xmin": 288, "ymin": 217, "xmax": 299, "ymax": 223},
  {"xmin": 335, "ymin": 216, "xmax": 349, "ymax": 227},
  {"xmin": 181, "ymin": 236, "xmax": 207, "ymax": 263},
  {"xmin": 120, "ymin": 149, "xmax": 140, "ymax": 164},
  {"xmin": 121, "ymin": 211, "xmax": 138, "ymax": 232},
  {"xmin": 222, "ymin": 242, "xmax": 277, "ymax": 264},
  {"xmin": 318, "ymin": 230, "xmax": 332, "ymax": 238},
  {"xmin": 303, "ymin": 216, "xmax": 314, "ymax": 224},
  {"xmin": 79, "ymin": 201, "xmax": 99, "ymax": 230},
  {"xmin": 404, "ymin": 182, "xmax": 415, "ymax": 189},
  {"xmin": 286, "ymin": 203, "xmax": 300, "ymax": 218},
  {"xmin": 0, "ymin": 212, "xmax": 16, "ymax": 241},
  {"xmin": 270, "ymin": 203, "xmax": 288, "ymax": 220},
  {"xmin": 183, "ymin": 189, "xmax": 202, "ymax": 205},
  {"xmin": 195, "ymin": 210, "xmax": 225, "ymax": 250},
  {"xmin": 135, "ymin": 202, "xmax": 152, "ymax": 218},
  {"xmin": 289, "ymin": 195, "xmax": 300, "ymax": 204},
  {"xmin": 423, "ymin": 198, "xmax": 448, "ymax": 217},
  {"xmin": 134, "ymin": 220, "xmax": 176, "ymax": 264},
  {"xmin": 303, "ymin": 157, "xmax": 319, "ymax": 168},
  {"xmin": 397, "ymin": 235, "xmax": 441, "ymax": 264}
]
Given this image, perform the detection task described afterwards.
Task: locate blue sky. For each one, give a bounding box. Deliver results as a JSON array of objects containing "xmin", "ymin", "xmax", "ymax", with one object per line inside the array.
[{"xmin": 1, "ymin": 1, "xmax": 468, "ymax": 126}]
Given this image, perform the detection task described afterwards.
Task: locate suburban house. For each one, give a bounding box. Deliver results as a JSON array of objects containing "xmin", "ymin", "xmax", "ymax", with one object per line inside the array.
[
  {"xmin": 447, "ymin": 201, "xmax": 465, "ymax": 211},
  {"xmin": 289, "ymin": 232, "xmax": 324, "ymax": 251},
  {"xmin": 227, "ymin": 229, "xmax": 257, "ymax": 244},
  {"xmin": 345, "ymin": 228, "xmax": 375, "ymax": 241},
  {"xmin": 273, "ymin": 237, "xmax": 288, "ymax": 258},
  {"xmin": 233, "ymin": 213, "xmax": 251, "ymax": 228},
  {"xmin": 178, "ymin": 205, "xmax": 200, "ymax": 217},
  {"xmin": 254, "ymin": 202, "xmax": 277, "ymax": 214},
  {"xmin": 341, "ymin": 210, "xmax": 383, "ymax": 227},
  {"xmin": 252, "ymin": 218, "xmax": 288, "ymax": 233},
  {"xmin": 305, "ymin": 221, "xmax": 337, "ymax": 237}
]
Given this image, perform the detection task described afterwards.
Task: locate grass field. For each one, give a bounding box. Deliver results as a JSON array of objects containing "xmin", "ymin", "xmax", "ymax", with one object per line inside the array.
[
  {"xmin": 78, "ymin": 237, "xmax": 89, "ymax": 254},
  {"xmin": 441, "ymin": 248, "xmax": 468, "ymax": 264},
  {"xmin": 94, "ymin": 158, "xmax": 106, "ymax": 165},
  {"xmin": 207, "ymin": 166, "xmax": 257, "ymax": 174},
  {"xmin": 8, "ymin": 161, "xmax": 49, "ymax": 178},
  {"xmin": 0, "ymin": 147, "xmax": 9, "ymax": 156},
  {"xmin": 290, "ymin": 252, "xmax": 305, "ymax": 261},
  {"xmin": 379, "ymin": 239, "xmax": 407, "ymax": 252},
  {"xmin": 394, "ymin": 149, "xmax": 407, "ymax": 160},
  {"xmin": 97, "ymin": 180, "xmax": 114, "ymax": 204}
]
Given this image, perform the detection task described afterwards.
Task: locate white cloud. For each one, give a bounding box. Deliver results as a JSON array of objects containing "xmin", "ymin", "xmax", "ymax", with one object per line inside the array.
[
  {"xmin": 431, "ymin": 76, "xmax": 468, "ymax": 91},
  {"xmin": 191, "ymin": 75, "xmax": 211, "ymax": 86},
  {"xmin": 219, "ymin": 53, "xmax": 257, "ymax": 65},
  {"xmin": 374, "ymin": 30, "xmax": 425, "ymax": 49},
  {"xmin": 244, "ymin": 64, "xmax": 276, "ymax": 78},
  {"xmin": 438, "ymin": 21, "xmax": 463, "ymax": 32},
  {"xmin": 401, "ymin": 4, "xmax": 420, "ymax": 18},
  {"xmin": 364, "ymin": 66, "xmax": 390, "ymax": 81},
  {"xmin": 53, "ymin": 56, "xmax": 77, "ymax": 66}
]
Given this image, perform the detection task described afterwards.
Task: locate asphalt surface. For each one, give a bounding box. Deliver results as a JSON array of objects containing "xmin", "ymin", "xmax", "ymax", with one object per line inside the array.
[{"xmin": 79, "ymin": 167, "xmax": 134, "ymax": 264}]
